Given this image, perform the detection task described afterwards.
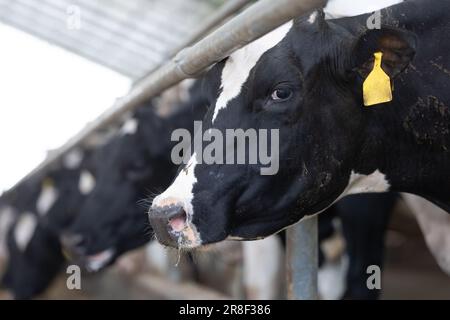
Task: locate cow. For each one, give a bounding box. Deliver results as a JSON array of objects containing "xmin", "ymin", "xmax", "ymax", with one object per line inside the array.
[
  {"xmin": 0, "ymin": 148, "xmax": 99, "ymax": 299},
  {"xmin": 61, "ymin": 83, "xmax": 208, "ymax": 271},
  {"xmin": 149, "ymin": 0, "xmax": 450, "ymax": 254},
  {"xmin": 53, "ymin": 81, "xmax": 394, "ymax": 300}
]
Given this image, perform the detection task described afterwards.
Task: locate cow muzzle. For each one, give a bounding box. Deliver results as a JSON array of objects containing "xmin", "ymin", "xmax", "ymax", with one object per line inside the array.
[{"xmin": 148, "ymin": 200, "xmax": 201, "ymax": 249}]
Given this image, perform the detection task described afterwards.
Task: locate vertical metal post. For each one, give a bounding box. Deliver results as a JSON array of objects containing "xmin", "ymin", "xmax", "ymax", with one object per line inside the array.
[{"xmin": 286, "ymin": 215, "xmax": 318, "ymax": 300}]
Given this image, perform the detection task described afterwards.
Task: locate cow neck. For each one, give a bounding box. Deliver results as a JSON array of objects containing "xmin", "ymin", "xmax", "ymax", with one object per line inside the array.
[{"xmin": 353, "ymin": 96, "xmax": 450, "ymax": 211}]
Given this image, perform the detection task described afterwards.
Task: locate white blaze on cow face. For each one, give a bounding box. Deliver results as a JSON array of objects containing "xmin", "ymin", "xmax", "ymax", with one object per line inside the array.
[
  {"xmin": 36, "ymin": 183, "xmax": 59, "ymax": 216},
  {"xmin": 78, "ymin": 170, "xmax": 96, "ymax": 195},
  {"xmin": 151, "ymin": 153, "xmax": 201, "ymax": 246},
  {"xmin": 212, "ymin": 22, "xmax": 293, "ymax": 122},
  {"xmin": 14, "ymin": 213, "xmax": 38, "ymax": 252},
  {"xmin": 153, "ymin": 153, "xmax": 198, "ymax": 216}
]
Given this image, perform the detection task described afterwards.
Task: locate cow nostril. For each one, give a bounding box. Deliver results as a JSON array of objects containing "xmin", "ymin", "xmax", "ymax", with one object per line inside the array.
[
  {"xmin": 168, "ymin": 208, "xmax": 187, "ymax": 232},
  {"xmin": 148, "ymin": 204, "xmax": 188, "ymax": 247}
]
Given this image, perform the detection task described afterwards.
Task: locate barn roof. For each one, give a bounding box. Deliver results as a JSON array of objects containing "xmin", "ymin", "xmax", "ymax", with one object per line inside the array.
[{"xmin": 0, "ymin": 0, "xmax": 221, "ymax": 80}]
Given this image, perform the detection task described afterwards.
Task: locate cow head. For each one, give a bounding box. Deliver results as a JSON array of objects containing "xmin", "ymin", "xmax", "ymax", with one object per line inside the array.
[
  {"xmin": 62, "ymin": 105, "xmax": 179, "ymax": 271},
  {"xmin": 0, "ymin": 154, "xmax": 95, "ymax": 299},
  {"xmin": 149, "ymin": 11, "xmax": 417, "ymax": 248}
]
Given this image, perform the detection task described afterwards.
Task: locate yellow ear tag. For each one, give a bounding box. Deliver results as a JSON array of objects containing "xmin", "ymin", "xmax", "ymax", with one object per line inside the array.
[{"xmin": 363, "ymin": 52, "xmax": 392, "ymax": 106}]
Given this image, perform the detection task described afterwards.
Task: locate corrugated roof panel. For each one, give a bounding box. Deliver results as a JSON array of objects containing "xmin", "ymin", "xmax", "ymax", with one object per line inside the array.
[{"xmin": 0, "ymin": 0, "xmax": 220, "ymax": 79}]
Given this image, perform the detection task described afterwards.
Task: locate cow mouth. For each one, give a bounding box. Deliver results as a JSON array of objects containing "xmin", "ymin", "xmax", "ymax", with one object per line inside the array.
[
  {"xmin": 162, "ymin": 222, "xmax": 202, "ymax": 250},
  {"xmin": 84, "ymin": 248, "xmax": 116, "ymax": 272}
]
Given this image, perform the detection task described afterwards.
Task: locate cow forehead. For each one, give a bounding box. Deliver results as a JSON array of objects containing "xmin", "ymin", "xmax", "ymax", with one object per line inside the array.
[{"xmin": 212, "ymin": 22, "xmax": 293, "ymax": 123}]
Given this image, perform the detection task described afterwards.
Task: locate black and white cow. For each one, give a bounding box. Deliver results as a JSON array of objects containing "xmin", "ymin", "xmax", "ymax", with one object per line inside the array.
[
  {"xmin": 62, "ymin": 84, "xmax": 208, "ymax": 271},
  {"xmin": 149, "ymin": 0, "xmax": 450, "ymax": 250},
  {"xmin": 0, "ymin": 148, "xmax": 98, "ymax": 299}
]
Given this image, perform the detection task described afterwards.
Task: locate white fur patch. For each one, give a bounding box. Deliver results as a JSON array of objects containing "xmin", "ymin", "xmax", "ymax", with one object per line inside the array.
[
  {"xmin": 63, "ymin": 149, "xmax": 84, "ymax": 169},
  {"xmin": 14, "ymin": 213, "xmax": 38, "ymax": 252},
  {"xmin": 344, "ymin": 169, "xmax": 390, "ymax": 195},
  {"xmin": 152, "ymin": 153, "xmax": 198, "ymax": 217},
  {"xmin": 318, "ymin": 254, "xmax": 349, "ymax": 300},
  {"xmin": 120, "ymin": 118, "xmax": 138, "ymax": 135},
  {"xmin": 78, "ymin": 170, "xmax": 96, "ymax": 195},
  {"xmin": 36, "ymin": 184, "xmax": 59, "ymax": 216},
  {"xmin": 308, "ymin": 11, "xmax": 318, "ymax": 24},
  {"xmin": 212, "ymin": 22, "xmax": 293, "ymax": 122},
  {"xmin": 0, "ymin": 206, "xmax": 15, "ymax": 258},
  {"xmin": 85, "ymin": 248, "xmax": 115, "ymax": 272}
]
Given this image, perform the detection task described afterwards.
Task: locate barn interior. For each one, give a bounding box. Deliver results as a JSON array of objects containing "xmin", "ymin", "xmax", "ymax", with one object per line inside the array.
[{"xmin": 0, "ymin": 0, "xmax": 449, "ymax": 300}]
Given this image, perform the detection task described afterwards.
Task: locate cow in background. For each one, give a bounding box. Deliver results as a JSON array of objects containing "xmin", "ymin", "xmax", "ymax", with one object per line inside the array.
[
  {"xmin": 62, "ymin": 81, "xmax": 208, "ymax": 271},
  {"xmin": 0, "ymin": 147, "xmax": 100, "ymax": 299}
]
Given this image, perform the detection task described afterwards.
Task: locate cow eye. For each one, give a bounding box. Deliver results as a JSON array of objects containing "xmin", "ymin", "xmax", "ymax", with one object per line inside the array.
[{"xmin": 270, "ymin": 88, "xmax": 292, "ymax": 101}]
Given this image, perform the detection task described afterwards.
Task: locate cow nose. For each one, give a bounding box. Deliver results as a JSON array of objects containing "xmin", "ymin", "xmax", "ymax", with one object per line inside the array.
[{"xmin": 148, "ymin": 204, "xmax": 187, "ymax": 247}]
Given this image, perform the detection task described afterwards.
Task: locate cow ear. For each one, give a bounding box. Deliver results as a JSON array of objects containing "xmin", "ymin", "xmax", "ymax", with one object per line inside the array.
[{"xmin": 352, "ymin": 27, "xmax": 417, "ymax": 79}]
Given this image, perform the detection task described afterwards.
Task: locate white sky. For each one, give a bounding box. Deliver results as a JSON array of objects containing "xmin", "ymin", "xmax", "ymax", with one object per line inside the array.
[{"xmin": 0, "ymin": 23, "xmax": 131, "ymax": 192}]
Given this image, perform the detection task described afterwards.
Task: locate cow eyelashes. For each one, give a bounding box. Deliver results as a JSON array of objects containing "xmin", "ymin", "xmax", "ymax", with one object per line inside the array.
[{"xmin": 270, "ymin": 87, "xmax": 293, "ymax": 101}]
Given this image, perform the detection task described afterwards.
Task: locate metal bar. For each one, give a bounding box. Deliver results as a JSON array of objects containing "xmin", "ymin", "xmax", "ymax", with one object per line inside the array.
[
  {"xmin": 286, "ymin": 215, "xmax": 319, "ymax": 300},
  {"xmin": 133, "ymin": 0, "xmax": 253, "ymax": 85},
  {"xmin": 7, "ymin": 0, "xmax": 327, "ymax": 191}
]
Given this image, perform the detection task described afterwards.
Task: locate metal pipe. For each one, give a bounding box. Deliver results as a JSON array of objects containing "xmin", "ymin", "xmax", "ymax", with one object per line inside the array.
[
  {"xmin": 133, "ymin": 0, "xmax": 253, "ymax": 85},
  {"xmin": 286, "ymin": 215, "xmax": 319, "ymax": 300},
  {"xmin": 8, "ymin": 0, "xmax": 326, "ymax": 190}
]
